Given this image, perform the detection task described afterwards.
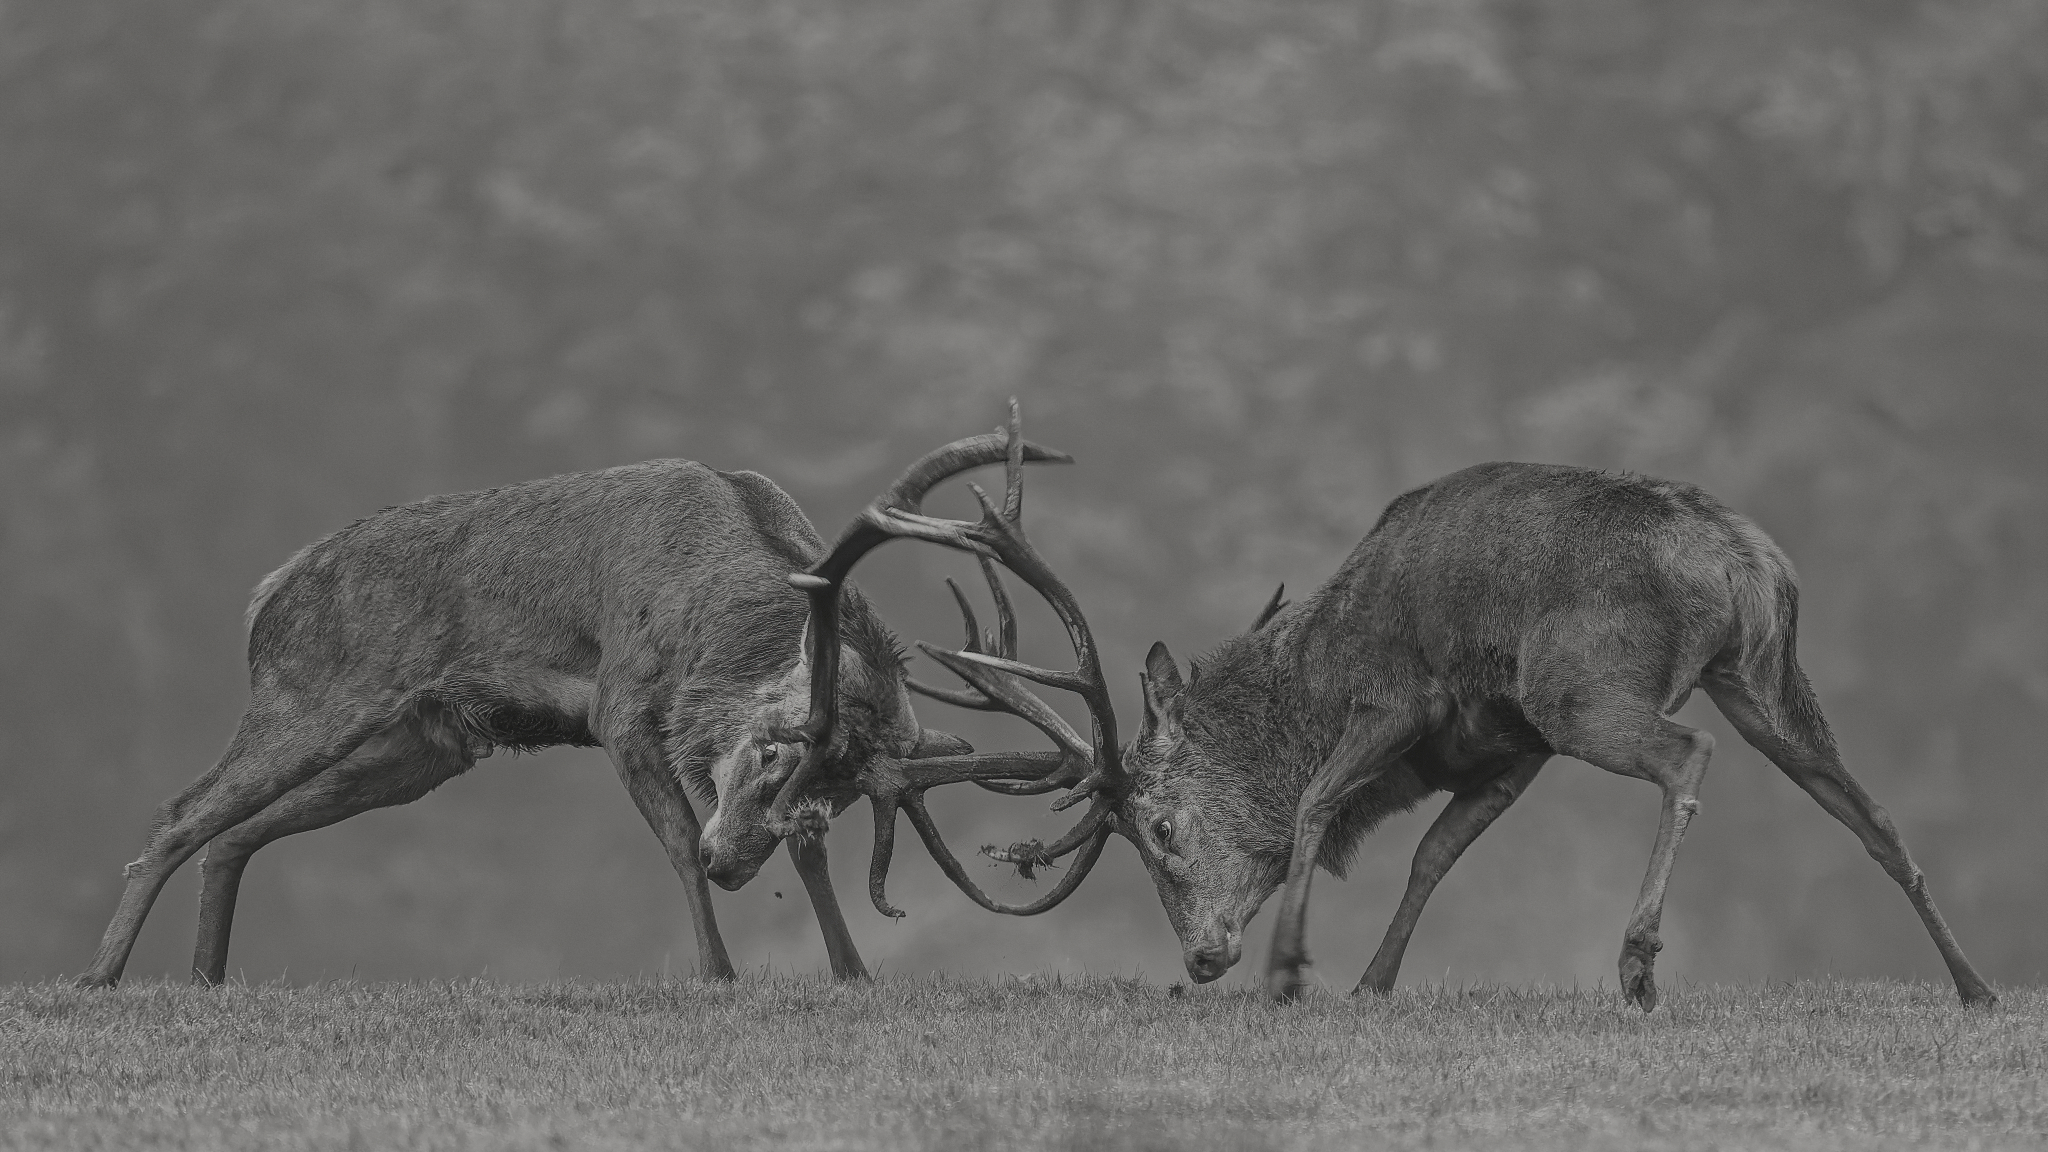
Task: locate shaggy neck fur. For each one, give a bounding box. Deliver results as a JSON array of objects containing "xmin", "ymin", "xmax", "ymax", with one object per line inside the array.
[{"xmin": 1179, "ymin": 573, "xmax": 1430, "ymax": 877}]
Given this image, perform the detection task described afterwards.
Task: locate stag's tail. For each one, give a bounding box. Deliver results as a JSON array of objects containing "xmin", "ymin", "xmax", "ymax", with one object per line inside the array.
[
  {"xmin": 1704, "ymin": 518, "xmax": 1995, "ymax": 1008},
  {"xmin": 245, "ymin": 541, "xmax": 317, "ymax": 636},
  {"xmin": 1713, "ymin": 520, "xmax": 1841, "ymax": 762}
]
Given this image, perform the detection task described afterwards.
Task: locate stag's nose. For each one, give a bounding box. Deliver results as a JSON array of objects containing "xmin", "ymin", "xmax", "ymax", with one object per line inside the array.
[
  {"xmin": 1184, "ymin": 938, "xmax": 1240, "ymax": 983},
  {"xmin": 698, "ymin": 843, "xmax": 755, "ymax": 891}
]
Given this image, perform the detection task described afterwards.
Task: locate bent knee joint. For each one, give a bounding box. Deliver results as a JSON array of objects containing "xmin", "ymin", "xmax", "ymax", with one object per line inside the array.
[
  {"xmin": 199, "ymin": 842, "xmax": 255, "ymax": 873},
  {"xmin": 1878, "ymin": 856, "xmax": 1925, "ymax": 890}
]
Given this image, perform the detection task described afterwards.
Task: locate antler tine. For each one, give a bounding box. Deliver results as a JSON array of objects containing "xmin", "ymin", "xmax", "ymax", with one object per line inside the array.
[
  {"xmin": 918, "ymin": 644, "xmax": 1092, "ymax": 767},
  {"xmin": 910, "ymin": 555, "xmax": 1027, "ymax": 712},
  {"xmin": 984, "ymin": 798, "xmax": 1111, "ymax": 867},
  {"xmin": 949, "ymin": 577, "xmax": 985, "ymax": 654},
  {"xmin": 868, "ymin": 796, "xmax": 906, "ymax": 919},
  {"xmin": 904, "ymin": 578, "xmax": 1001, "ymax": 712},
  {"xmin": 904, "ymin": 678, "xmax": 994, "ymax": 711},
  {"xmin": 1252, "ymin": 583, "xmax": 1290, "ymax": 631},
  {"xmin": 1001, "ymin": 398, "xmax": 1027, "ymax": 524},
  {"xmin": 979, "ymin": 555, "xmax": 1019, "ymax": 660},
  {"xmin": 968, "ymin": 776, "xmax": 1071, "ymax": 796}
]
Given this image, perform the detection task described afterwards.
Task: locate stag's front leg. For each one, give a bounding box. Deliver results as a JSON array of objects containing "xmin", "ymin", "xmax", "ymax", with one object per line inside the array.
[
  {"xmin": 1266, "ymin": 700, "xmax": 1427, "ymax": 1001},
  {"xmin": 599, "ymin": 712, "xmax": 738, "ymax": 981},
  {"xmin": 1357, "ymin": 754, "xmax": 1546, "ymax": 995},
  {"xmin": 788, "ymin": 837, "xmax": 868, "ymax": 980}
]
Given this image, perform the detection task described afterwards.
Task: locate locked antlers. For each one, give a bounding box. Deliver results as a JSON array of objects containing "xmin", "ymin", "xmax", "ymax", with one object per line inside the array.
[{"xmin": 768, "ymin": 400, "xmax": 1125, "ymax": 918}]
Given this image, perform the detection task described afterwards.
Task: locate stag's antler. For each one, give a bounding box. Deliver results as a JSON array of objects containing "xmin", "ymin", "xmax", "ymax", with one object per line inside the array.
[
  {"xmin": 764, "ymin": 413, "xmax": 1072, "ymax": 834},
  {"xmin": 767, "ymin": 400, "xmax": 1124, "ymax": 918}
]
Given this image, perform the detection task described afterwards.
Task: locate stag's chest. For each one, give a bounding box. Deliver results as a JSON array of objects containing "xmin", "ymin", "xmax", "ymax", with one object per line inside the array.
[{"xmin": 1401, "ymin": 695, "xmax": 1552, "ymax": 791}]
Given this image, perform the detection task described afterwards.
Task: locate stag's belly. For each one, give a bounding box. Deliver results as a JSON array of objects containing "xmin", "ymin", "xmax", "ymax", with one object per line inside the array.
[
  {"xmin": 1402, "ymin": 695, "xmax": 1553, "ymax": 792},
  {"xmin": 426, "ymin": 666, "xmax": 601, "ymax": 754}
]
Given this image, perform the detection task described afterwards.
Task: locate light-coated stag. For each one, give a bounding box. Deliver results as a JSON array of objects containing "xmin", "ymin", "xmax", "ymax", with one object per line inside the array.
[
  {"xmin": 729, "ymin": 427, "xmax": 1996, "ymax": 1012},
  {"xmin": 75, "ymin": 452, "xmax": 1018, "ymax": 988}
]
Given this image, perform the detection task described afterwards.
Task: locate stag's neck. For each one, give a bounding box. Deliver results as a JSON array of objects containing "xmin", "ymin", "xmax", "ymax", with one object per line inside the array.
[
  {"xmin": 1180, "ymin": 569, "xmax": 1418, "ymax": 858},
  {"xmin": 1183, "ymin": 607, "xmax": 1362, "ymax": 793}
]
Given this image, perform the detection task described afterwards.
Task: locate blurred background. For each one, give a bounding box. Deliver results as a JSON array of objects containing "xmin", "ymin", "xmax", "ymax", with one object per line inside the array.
[{"xmin": 2, "ymin": 0, "xmax": 2044, "ymax": 992}]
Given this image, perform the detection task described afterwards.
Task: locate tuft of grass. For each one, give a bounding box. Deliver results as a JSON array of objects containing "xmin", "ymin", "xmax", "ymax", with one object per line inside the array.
[{"xmin": 1, "ymin": 976, "xmax": 2041, "ymax": 1150}]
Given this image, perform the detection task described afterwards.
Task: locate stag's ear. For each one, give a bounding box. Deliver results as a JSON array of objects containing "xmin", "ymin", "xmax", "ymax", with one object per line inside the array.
[
  {"xmin": 1145, "ymin": 641, "xmax": 1184, "ymax": 694},
  {"xmin": 1140, "ymin": 641, "xmax": 1185, "ymax": 739}
]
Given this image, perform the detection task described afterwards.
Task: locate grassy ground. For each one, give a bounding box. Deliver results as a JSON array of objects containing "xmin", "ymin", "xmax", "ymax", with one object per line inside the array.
[{"xmin": 1, "ymin": 976, "xmax": 2041, "ymax": 1151}]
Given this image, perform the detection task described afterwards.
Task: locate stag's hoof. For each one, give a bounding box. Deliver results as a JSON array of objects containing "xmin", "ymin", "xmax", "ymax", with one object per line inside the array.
[
  {"xmin": 1960, "ymin": 981, "xmax": 1999, "ymax": 1008},
  {"xmin": 1266, "ymin": 963, "xmax": 1311, "ymax": 1002},
  {"xmin": 73, "ymin": 974, "xmax": 117, "ymax": 990},
  {"xmin": 1354, "ymin": 955, "xmax": 1399, "ymax": 996},
  {"xmin": 1619, "ymin": 942, "xmax": 1659, "ymax": 1012}
]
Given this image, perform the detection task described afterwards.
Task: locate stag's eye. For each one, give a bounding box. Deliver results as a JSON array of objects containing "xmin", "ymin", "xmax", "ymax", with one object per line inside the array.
[
  {"xmin": 758, "ymin": 743, "xmax": 780, "ymax": 766},
  {"xmin": 1152, "ymin": 818, "xmax": 1174, "ymax": 853}
]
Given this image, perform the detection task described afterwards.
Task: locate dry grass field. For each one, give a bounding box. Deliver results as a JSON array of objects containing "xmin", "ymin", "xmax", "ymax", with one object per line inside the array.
[{"xmin": 2, "ymin": 976, "xmax": 2041, "ymax": 1151}]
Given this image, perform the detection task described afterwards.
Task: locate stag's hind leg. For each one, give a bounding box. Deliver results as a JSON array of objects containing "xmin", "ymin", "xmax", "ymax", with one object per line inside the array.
[
  {"xmin": 1703, "ymin": 671, "xmax": 1996, "ymax": 1005},
  {"xmin": 1526, "ymin": 675, "xmax": 1715, "ymax": 1012},
  {"xmin": 78, "ymin": 690, "xmax": 391, "ymax": 988},
  {"xmin": 1356, "ymin": 754, "xmax": 1547, "ymax": 995},
  {"xmin": 192, "ymin": 708, "xmax": 474, "ymax": 985}
]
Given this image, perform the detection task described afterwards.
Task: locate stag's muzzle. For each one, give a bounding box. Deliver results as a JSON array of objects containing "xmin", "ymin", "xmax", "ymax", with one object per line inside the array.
[{"xmin": 1182, "ymin": 925, "xmax": 1243, "ymax": 983}]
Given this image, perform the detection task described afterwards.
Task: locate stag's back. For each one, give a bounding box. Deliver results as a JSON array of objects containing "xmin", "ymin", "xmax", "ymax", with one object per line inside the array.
[
  {"xmin": 243, "ymin": 461, "xmax": 841, "ymax": 697},
  {"xmin": 1289, "ymin": 462, "xmax": 1797, "ymax": 705}
]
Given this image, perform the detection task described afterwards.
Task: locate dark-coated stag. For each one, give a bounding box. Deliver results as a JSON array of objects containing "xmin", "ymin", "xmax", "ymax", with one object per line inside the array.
[
  {"xmin": 1119, "ymin": 462, "xmax": 1996, "ymax": 1008},
  {"xmin": 76, "ymin": 457, "xmax": 984, "ymax": 988}
]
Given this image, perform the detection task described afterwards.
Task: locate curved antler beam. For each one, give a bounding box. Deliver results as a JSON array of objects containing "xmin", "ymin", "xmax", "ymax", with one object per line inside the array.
[
  {"xmin": 896, "ymin": 793, "xmax": 1114, "ymax": 916},
  {"xmin": 984, "ymin": 799, "xmax": 1114, "ymax": 871}
]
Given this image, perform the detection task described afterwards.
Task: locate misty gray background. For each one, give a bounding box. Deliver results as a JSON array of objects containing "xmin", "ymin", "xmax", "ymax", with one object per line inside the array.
[{"xmin": 2, "ymin": 0, "xmax": 2043, "ymax": 992}]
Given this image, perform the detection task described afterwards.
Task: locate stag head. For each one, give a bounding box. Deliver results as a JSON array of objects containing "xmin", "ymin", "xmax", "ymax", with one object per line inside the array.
[
  {"xmin": 1115, "ymin": 641, "xmax": 1292, "ymax": 982},
  {"xmin": 695, "ymin": 629, "xmax": 970, "ymax": 890}
]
